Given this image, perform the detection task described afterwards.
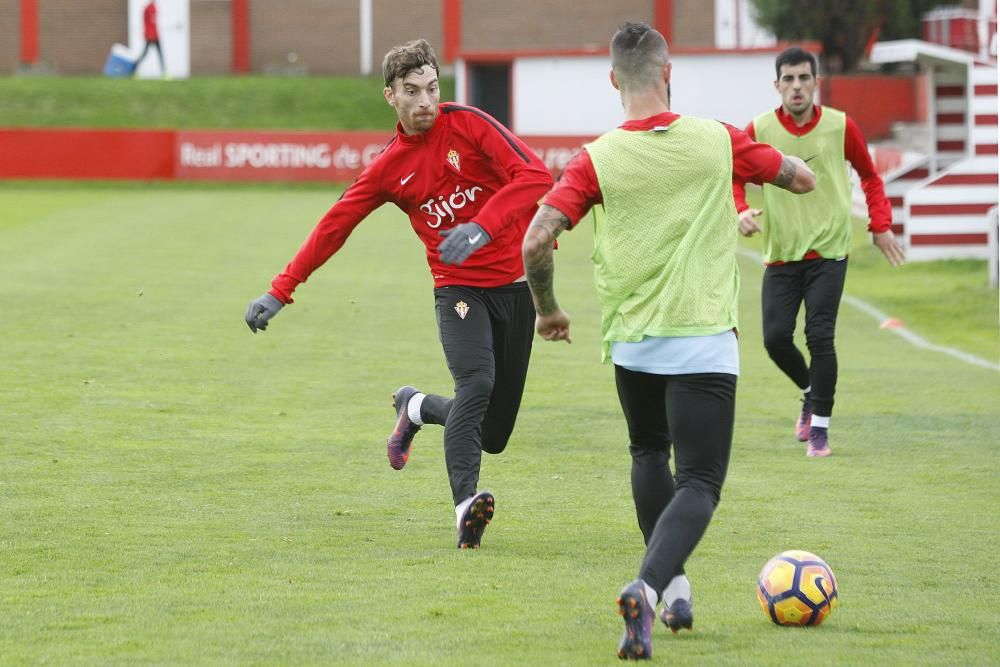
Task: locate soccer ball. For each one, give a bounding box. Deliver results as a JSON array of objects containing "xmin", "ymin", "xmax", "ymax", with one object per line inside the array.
[{"xmin": 756, "ymin": 550, "xmax": 838, "ymax": 626}]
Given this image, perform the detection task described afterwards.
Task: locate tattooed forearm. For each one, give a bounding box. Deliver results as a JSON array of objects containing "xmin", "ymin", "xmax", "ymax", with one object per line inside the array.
[
  {"xmin": 773, "ymin": 156, "xmax": 797, "ymax": 189},
  {"xmin": 771, "ymin": 155, "xmax": 815, "ymax": 193},
  {"xmin": 529, "ymin": 205, "xmax": 570, "ymax": 241},
  {"xmin": 527, "ymin": 256, "xmax": 559, "ymax": 314},
  {"xmin": 523, "ymin": 205, "xmax": 570, "ymax": 315}
]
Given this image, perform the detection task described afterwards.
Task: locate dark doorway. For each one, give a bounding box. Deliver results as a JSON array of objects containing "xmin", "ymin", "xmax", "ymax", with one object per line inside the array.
[{"xmin": 468, "ymin": 63, "xmax": 512, "ymax": 129}]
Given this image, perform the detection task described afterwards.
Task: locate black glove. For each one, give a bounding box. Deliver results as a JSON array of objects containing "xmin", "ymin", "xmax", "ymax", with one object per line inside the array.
[
  {"xmin": 438, "ymin": 222, "xmax": 491, "ymax": 265},
  {"xmin": 245, "ymin": 293, "xmax": 284, "ymax": 333}
]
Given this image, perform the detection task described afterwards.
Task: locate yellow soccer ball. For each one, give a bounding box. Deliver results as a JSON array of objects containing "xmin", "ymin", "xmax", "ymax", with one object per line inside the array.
[{"xmin": 757, "ymin": 550, "xmax": 838, "ymax": 626}]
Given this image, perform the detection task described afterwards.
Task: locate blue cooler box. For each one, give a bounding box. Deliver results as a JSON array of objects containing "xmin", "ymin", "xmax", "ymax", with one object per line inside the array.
[{"xmin": 104, "ymin": 45, "xmax": 134, "ymax": 77}]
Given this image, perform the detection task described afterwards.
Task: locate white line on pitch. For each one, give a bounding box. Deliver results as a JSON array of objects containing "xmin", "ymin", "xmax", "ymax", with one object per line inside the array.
[{"xmin": 737, "ymin": 247, "xmax": 999, "ymax": 372}]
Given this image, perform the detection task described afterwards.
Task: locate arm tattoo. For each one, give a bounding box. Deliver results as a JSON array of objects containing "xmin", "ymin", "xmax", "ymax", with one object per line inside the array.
[
  {"xmin": 523, "ymin": 205, "xmax": 570, "ymax": 315},
  {"xmin": 773, "ymin": 156, "xmax": 797, "ymax": 189}
]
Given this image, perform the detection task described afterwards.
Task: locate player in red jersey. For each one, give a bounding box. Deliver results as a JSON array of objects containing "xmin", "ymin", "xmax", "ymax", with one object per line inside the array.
[{"xmin": 245, "ymin": 39, "xmax": 554, "ymax": 549}]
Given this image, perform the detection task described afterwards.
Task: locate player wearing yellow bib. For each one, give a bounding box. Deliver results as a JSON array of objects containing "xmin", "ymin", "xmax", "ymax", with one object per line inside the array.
[
  {"xmin": 522, "ymin": 23, "xmax": 815, "ymax": 660},
  {"xmin": 734, "ymin": 48, "xmax": 905, "ymax": 458}
]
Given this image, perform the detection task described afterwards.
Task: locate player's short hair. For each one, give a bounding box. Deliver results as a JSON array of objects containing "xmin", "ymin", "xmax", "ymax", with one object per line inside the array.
[
  {"xmin": 775, "ymin": 47, "xmax": 818, "ymax": 79},
  {"xmin": 610, "ymin": 22, "xmax": 669, "ymax": 91},
  {"xmin": 382, "ymin": 39, "xmax": 439, "ymax": 88}
]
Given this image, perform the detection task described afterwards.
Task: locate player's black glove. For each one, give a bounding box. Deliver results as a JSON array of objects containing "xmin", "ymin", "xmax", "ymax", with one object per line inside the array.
[
  {"xmin": 438, "ymin": 222, "xmax": 491, "ymax": 265},
  {"xmin": 245, "ymin": 293, "xmax": 284, "ymax": 333}
]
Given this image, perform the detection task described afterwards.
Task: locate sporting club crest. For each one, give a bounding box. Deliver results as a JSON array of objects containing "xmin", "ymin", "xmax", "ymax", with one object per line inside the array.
[
  {"xmin": 454, "ymin": 300, "xmax": 469, "ymax": 319},
  {"xmin": 447, "ymin": 149, "xmax": 461, "ymax": 171}
]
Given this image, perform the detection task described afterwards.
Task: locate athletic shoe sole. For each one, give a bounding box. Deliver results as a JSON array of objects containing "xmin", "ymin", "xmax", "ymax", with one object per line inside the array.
[
  {"xmin": 457, "ymin": 491, "xmax": 494, "ymax": 549},
  {"xmin": 616, "ymin": 581, "xmax": 654, "ymax": 660},
  {"xmin": 660, "ymin": 597, "xmax": 693, "ymax": 634},
  {"xmin": 387, "ymin": 386, "xmax": 420, "ymax": 470}
]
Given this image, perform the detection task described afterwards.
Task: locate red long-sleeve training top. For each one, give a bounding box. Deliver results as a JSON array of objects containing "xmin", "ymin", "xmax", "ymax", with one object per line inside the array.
[
  {"xmin": 269, "ymin": 103, "xmax": 554, "ymax": 303},
  {"xmin": 143, "ymin": 2, "xmax": 158, "ymax": 41}
]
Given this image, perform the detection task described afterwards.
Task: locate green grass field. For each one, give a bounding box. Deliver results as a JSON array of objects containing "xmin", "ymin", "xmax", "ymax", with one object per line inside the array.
[
  {"xmin": 2, "ymin": 182, "xmax": 997, "ymax": 665},
  {"xmin": 0, "ymin": 76, "xmax": 455, "ymax": 130}
]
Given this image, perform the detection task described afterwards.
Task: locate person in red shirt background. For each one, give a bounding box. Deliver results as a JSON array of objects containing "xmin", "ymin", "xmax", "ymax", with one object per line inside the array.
[
  {"xmin": 245, "ymin": 39, "xmax": 554, "ymax": 550},
  {"xmin": 733, "ymin": 47, "xmax": 905, "ymax": 457},
  {"xmin": 133, "ymin": 0, "xmax": 166, "ymax": 76}
]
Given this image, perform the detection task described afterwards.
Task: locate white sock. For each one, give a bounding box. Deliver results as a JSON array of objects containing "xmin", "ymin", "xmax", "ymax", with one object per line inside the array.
[
  {"xmin": 455, "ymin": 495, "xmax": 474, "ymax": 530},
  {"xmin": 641, "ymin": 581, "xmax": 658, "ymax": 608},
  {"xmin": 662, "ymin": 574, "xmax": 692, "ymax": 605},
  {"xmin": 812, "ymin": 415, "xmax": 830, "ymax": 429},
  {"xmin": 407, "ymin": 392, "xmax": 425, "ymax": 426}
]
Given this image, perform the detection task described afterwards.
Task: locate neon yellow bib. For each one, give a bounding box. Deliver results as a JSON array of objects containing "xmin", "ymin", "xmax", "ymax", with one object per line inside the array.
[
  {"xmin": 754, "ymin": 107, "xmax": 853, "ymax": 263},
  {"xmin": 585, "ymin": 117, "xmax": 740, "ymax": 361}
]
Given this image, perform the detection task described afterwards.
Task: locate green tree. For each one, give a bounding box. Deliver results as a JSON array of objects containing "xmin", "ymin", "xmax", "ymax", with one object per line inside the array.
[{"xmin": 749, "ymin": 0, "xmax": 964, "ymax": 73}]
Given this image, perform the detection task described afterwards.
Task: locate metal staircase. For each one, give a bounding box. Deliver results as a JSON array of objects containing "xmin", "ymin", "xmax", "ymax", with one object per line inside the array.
[{"xmin": 871, "ymin": 38, "xmax": 998, "ymax": 261}]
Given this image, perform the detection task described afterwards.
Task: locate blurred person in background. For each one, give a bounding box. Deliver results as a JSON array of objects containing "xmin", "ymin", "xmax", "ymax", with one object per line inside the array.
[
  {"xmin": 733, "ymin": 47, "xmax": 904, "ymax": 458},
  {"xmin": 245, "ymin": 39, "xmax": 553, "ymax": 550},
  {"xmin": 522, "ymin": 22, "xmax": 814, "ymax": 660},
  {"xmin": 133, "ymin": 0, "xmax": 166, "ymax": 77}
]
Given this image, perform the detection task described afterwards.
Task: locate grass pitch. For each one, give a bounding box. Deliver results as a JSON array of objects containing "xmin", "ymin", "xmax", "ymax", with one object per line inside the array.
[
  {"xmin": 0, "ymin": 76, "xmax": 455, "ymax": 130},
  {"xmin": 1, "ymin": 182, "xmax": 998, "ymax": 665}
]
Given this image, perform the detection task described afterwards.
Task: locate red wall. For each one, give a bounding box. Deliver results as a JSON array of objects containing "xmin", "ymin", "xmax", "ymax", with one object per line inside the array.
[{"xmin": 823, "ymin": 75, "xmax": 927, "ymax": 141}]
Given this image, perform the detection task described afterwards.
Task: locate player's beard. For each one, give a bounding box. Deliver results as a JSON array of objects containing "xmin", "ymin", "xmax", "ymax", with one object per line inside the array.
[{"xmin": 411, "ymin": 109, "xmax": 437, "ymax": 132}]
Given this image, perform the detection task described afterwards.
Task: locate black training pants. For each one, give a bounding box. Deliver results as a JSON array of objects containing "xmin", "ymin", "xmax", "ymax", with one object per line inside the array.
[
  {"xmin": 134, "ymin": 39, "xmax": 165, "ymax": 74},
  {"xmin": 615, "ymin": 366, "xmax": 736, "ymax": 594},
  {"xmin": 421, "ymin": 283, "xmax": 535, "ymax": 505},
  {"xmin": 761, "ymin": 258, "xmax": 847, "ymax": 418}
]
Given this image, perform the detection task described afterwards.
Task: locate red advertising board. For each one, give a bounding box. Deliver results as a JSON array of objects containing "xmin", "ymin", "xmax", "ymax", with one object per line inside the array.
[
  {"xmin": 174, "ymin": 131, "xmax": 592, "ymax": 181},
  {"xmin": 523, "ymin": 135, "xmax": 593, "ymax": 174},
  {"xmin": 0, "ymin": 128, "xmax": 175, "ymax": 179},
  {"xmin": 175, "ymin": 130, "xmax": 394, "ymax": 182},
  {"xmin": 0, "ymin": 128, "xmax": 592, "ymax": 182}
]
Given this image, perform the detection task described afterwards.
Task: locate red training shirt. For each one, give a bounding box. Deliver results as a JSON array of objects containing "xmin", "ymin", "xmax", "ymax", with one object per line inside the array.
[
  {"xmin": 269, "ymin": 103, "xmax": 554, "ymax": 303},
  {"xmin": 143, "ymin": 2, "xmax": 158, "ymax": 41},
  {"xmin": 732, "ymin": 105, "xmax": 893, "ymax": 251},
  {"xmin": 544, "ymin": 111, "xmax": 783, "ymax": 226}
]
